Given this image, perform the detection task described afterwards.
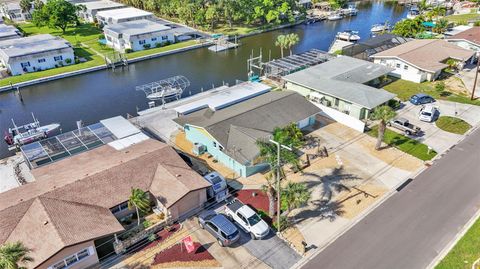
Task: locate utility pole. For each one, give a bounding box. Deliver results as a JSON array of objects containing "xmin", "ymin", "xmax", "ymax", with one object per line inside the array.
[
  {"xmin": 269, "ymin": 139, "xmax": 292, "ymax": 233},
  {"xmin": 471, "ymin": 52, "xmax": 480, "ymax": 100}
]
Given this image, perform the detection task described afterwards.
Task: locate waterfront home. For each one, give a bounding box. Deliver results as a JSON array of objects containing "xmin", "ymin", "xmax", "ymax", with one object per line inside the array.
[
  {"xmin": 76, "ymin": 0, "xmax": 126, "ymax": 23},
  {"xmin": 174, "ymin": 91, "xmax": 321, "ymax": 177},
  {"xmin": 96, "ymin": 7, "xmax": 154, "ymax": 26},
  {"xmin": 0, "ymin": 119, "xmax": 210, "ymax": 269},
  {"xmin": 0, "ymin": 2, "xmax": 32, "ymax": 22},
  {"xmin": 283, "ymin": 56, "xmax": 395, "ymax": 132},
  {"xmin": 0, "ymin": 34, "xmax": 74, "ymax": 75},
  {"xmin": 0, "ymin": 23, "xmax": 22, "ymax": 41},
  {"xmin": 104, "ymin": 19, "xmax": 175, "ymax": 52},
  {"xmin": 340, "ymin": 33, "xmax": 410, "ymax": 61},
  {"xmin": 371, "ymin": 39, "xmax": 475, "ymax": 83},
  {"xmin": 447, "ymin": 26, "xmax": 480, "ymax": 52}
]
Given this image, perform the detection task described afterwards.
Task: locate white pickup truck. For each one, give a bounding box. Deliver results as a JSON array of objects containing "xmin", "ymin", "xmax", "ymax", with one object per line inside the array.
[{"xmin": 224, "ymin": 199, "xmax": 270, "ymax": 240}]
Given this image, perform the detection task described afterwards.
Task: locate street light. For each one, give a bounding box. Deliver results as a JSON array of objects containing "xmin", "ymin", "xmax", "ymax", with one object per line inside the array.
[
  {"xmin": 269, "ymin": 139, "xmax": 292, "ymax": 233},
  {"xmin": 471, "ymin": 51, "xmax": 480, "ymax": 100}
]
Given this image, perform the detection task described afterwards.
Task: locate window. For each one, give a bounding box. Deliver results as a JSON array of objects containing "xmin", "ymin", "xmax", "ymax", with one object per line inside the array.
[
  {"xmin": 21, "ymin": 62, "xmax": 30, "ymax": 68},
  {"xmin": 404, "ymin": 65, "xmax": 409, "ymax": 70},
  {"xmin": 162, "ymin": 35, "xmax": 168, "ymax": 40},
  {"xmin": 151, "ymin": 37, "xmax": 157, "ymax": 41},
  {"xmin": 219, "ymin": 145, "xmax": 224, "ymax": 151},
  {"xmin": 48, "ymin": 247, "xmax": 92, "ymax": 269},
  {"xmin": 206, "ymin": 222, "xmax": 218, "ymax": 232},
  {"xmin": 237, "ymin": 212, "xmax": 247, "ymax": 224},
  {"xmin": 139, "ymin": 40, "xmax": 146, "ymax": 45},
  {"xmin": 111, "ymin": 201, "xmax": 129, "ymax": 214},
  {"xmin": 396, "ymin": 63, "xmax": 401, "ymax": 68},
  {"xmin": 213, "ymin": 142, "xmax": 217, "ymax": 147},
  {"xmin": 54, "ymin": 56, "xmax": 63, "ymax": 61},
  {"xmin": 38, "ymin": 58, "xmax": 46, "ymax": 63}
]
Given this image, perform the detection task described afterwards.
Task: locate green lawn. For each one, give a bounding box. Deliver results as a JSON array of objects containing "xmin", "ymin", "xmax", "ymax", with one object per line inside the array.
[
  {"xmin": 436, "ymin": 116, "xmax": 472, "ymax": 135},
  {"xmin": 436, "ymin": 216, "xmax": 480, "ymax": 269},
  {"xmin": 0, "ymin": 23, "xmax": 201, "ymax": 87},
  {"xmin": 446, "ymin": 13, "xmax": 480, "ymax": 24},
  {"xmin": 367, "ymin": 126, "xmax": 437, "ymax": 161},
  {"xmin": 383, "ymin": 79, "xmax": 480, "ymax": 106}
]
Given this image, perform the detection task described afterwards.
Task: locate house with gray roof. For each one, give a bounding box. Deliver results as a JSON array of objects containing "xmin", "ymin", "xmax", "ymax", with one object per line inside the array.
[
  {"xmin": 0, "ymin": 34, "xmax": 74, "ymax": 75},
  {"xmin": 283, "ymin": 56, "xmax": 396, "ymax": 132},
  {"xmin": 0, "ymin": 23, "xmax": 21, "ymax": 41},
  {"xmin": 96, "ymin": 7, "xmax": 154, "ymax": 25},
  {"xmin": 104, "ymin": 19, "xmax": 176, "ymax": 52},
  {"xmin": 0, "ymin": 2, "xmax": 32, "ymax": 22},
  {"xmin": 174, "ymin": 91, "xmax": 321, "ymax": 177},
  {"xmin": 76, "ymin": 0, "xmax": 126, "ymax": 22}
]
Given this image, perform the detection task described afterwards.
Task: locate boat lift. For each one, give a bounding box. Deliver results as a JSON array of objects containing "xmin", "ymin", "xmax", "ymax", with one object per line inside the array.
[{"xmin": 136, "ymin": 76, "xmax": 191, "ymax": 108}]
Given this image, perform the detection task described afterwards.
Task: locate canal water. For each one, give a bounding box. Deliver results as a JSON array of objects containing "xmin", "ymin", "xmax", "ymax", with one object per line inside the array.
[{"xmin": 0, "ymin": 1, "xmax": 407, "ymax": 158}]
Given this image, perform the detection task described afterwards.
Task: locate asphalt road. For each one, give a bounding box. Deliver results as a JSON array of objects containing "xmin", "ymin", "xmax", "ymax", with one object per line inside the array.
[{"xmin": 302, "ymin": 128, "xmax": 480, "ymax": 269}]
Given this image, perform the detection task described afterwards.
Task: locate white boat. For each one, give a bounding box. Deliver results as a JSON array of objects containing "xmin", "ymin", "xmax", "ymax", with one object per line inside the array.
[
  {"xmin": 337, "ymin": 30, "xmax": 361, "ymax": 41},
  {"xmin": 371, "ymin": 23, "xmax": 390, "ymax": 33},
  {"xmin": 146, "ymin": 87, "xmax": 183, "ymax": 101},
  {"xmin": 346, "ymin": 5, "xmax": 358, "ymax": 16},
  {"xmin": 4, "ymin": 113, "xmax": 60, "ymax": 148},
  {"xmin": 328, "ymin": 13, "xmax": 343, "ymax": 21},
  {"xmin": 407, "ymin": 6, "xmax": 420, "ymax": 19}
]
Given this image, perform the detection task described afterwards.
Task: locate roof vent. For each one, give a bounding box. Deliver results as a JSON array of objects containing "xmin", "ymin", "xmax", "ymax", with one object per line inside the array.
[
  {"xmin": 175, "ymin": 174, "xmax": 181, "ymax": 177},
  {"xmin": 43, "ymin": 221, "xmax": 49, "ymax": 225}
]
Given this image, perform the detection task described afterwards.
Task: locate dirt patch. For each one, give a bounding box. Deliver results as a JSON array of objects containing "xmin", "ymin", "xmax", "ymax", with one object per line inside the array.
[
  {"xmin": 140, "ymin": 224, "xmax": 181, "ymax": 252},
  {"xmin": 281, "ymin": 226, "xmax": 306, "ymax": 256},
  {"xmin": 442, "ymin": 77, "xmax": 469, "ymax": 96},
  {"xmin": 152, "ymin": 242, "xmax": 218, "ymax": 266},
  {"xmin": 334, "ymin": 184, "xmax": 388, "ymax": 219},
  {"xmin": 152, "ymin": 259, "xmax": 221, "ymax": 268}
]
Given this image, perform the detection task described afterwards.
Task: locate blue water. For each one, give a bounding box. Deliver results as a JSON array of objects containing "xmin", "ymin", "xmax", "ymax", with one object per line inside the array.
[{"xmin": 0, "ymin": 1, "xmax": 407, "ymax": 158}]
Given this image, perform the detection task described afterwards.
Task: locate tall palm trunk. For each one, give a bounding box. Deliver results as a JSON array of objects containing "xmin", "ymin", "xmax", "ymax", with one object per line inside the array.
[
  {"xmin": 267, "ymin": 185, "xmax": 276, "ymax": 217},
  {"xmin": 280, "ymin": 47, "xmax": 284, "ymax": 58},
  {"xmin": 376, "ymin": 120, "xmax": 386, "ymax": 150},
  {"xmin": 136, "ymin": 206, "xmax": 141, "ymax": 226}
]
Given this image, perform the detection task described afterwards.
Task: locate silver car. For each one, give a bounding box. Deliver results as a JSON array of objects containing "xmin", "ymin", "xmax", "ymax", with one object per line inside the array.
[{"xmin": 198, "ymin": 211, "xmax": 240, "ymax": 247}]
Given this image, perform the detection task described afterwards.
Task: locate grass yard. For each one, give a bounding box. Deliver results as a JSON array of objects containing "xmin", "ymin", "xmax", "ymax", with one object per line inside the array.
[
  {"xmin": 436, "ymin": 116, "xmax": 472, "ymax": 135},
  {"xmin": 126, "ymin": 40, "xmax": 198, "ymax": 59},
  {"xmin": 446, "ymin": 13, "xmax": 480, "ymax": 24},
  {"xmin": 436, "ymin": 216, "xmax": 480, "ymax": 269},
  {"xmin": 383, "ymin": 79, "xmax": 480, "ymax": 106},
  {"xmin": 367, "ymin": 126, "xmax": 437, "ymax": 161}
]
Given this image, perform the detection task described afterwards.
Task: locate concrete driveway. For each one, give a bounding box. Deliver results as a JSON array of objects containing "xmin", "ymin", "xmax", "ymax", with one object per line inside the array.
[{"xmin": 395, "ymin": 100, "xmax": 480, "ymax": 154}]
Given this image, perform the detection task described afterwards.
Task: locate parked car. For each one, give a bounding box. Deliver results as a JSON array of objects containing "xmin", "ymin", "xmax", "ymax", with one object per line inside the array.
[
  {"xmin": 410, "ymin": 94, "xmax": 435, "ymax": 105},
  {"xmin": 225, "ymin": 199, "xmax": 270, "ymax": 240},
  {"xmin": 387, "ymin": 117, "xmax": 422, "ymax": 136},
  {"xmin": 198, "ymin": 211, "xmax": 240, "ymax": 247},
  {"xmin": 419, "ymin": 104, "xmax": 439, "ymax": 122}
]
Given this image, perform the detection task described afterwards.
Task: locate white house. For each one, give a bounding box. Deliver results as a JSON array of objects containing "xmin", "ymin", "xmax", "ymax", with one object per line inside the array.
[
  {"xmin": 76, "ymin": 0, "xmax": 125, "ymax": 23},
  {"xmin": 0, "ymin": 34, "xmax": 75, "ymax": 75},
  {"xmin": 371, "ymin": 39, "xmax": 475, "ymax": 83},
  {"xmin": 104, "ymin": 19, "xmax": 175, "ymax": 52},
  {"xmin": 96, "ymin": 7, "xmax": 154, "ymax": 26},
  {"xmin": 0, "ymin": 2, "xmax": 32, "ymax": 22},
  {"xmin": 0, "ymin": 23, "xmax": 22, "ymax": 41}
]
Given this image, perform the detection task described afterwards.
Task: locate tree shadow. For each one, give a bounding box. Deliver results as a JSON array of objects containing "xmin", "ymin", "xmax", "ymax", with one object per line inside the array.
[
  {"xmin": 292, "ymin": 200, "xmax": 345, "ymax": 224},
  {"xmin": 303, "ymin": 167, "xmax": 361, "ymax": 202}
]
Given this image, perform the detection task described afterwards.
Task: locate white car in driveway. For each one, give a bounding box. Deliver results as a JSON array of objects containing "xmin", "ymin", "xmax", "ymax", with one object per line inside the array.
[
  {"xmin": 419, "ymin": 104, "xmax": 439, "ymax": 122},
  {"xmin": 225, "ymin": 199, "xmax": 270, "ymax": 240}
]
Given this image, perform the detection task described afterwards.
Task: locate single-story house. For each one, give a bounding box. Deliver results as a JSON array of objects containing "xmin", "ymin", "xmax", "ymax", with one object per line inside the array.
[
  {"xmin": 0, "ymin": 2, "xmax": 32, "ymax": 21},
  {"xmin": 283, "ymin": 56, "xmax": 396, "ymax": 132},
  {"xmin": 174, "ymin": 91, "xmax": 321, "ymax": 177},
  {"xmin": 0, "ymin": 34, "xmax": 74, "ymax": 75},
  {"xmin": 371, "ymin": 39, "xmax": 475, "ymax": 83},
  {"xmin": 340, "ymin": 33, "xmax": 411, "ymax": 60},
  {"xmin": 96, "ymin": 7, "xmax": 154, "ymax": 26},
  {"xmin": 104, "ymin": 19, "xmax": 175, "ymax": 52},
  {"xmin": 0, "ymin": 137, "xmax": 210, "ymax": 269},
  {"xmin": 0, "ymin": 23, "xmax": 22, "ymax": 41},
  {"xmin": 447, "ymin": 26, "xmax": 480, "ymax": 52},
  {"xmin": 76, "ymin": 0, "xmax": 126, "ymax": 23}
]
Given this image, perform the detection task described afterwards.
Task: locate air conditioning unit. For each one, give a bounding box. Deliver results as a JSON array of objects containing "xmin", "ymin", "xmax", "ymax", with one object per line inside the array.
[{"xmin": 192, "ymin": 142, "xmax": 206, "ymax": 156}]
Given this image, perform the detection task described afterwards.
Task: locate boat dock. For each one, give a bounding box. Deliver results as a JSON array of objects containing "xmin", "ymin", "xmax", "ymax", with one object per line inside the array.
[
  {"xmin": 208, "ymin": 35, "xmax": 239, "ymax": 52},
  {"xmin": 328, "ymin": 39, "xmax": 353, "ymax": 54}
]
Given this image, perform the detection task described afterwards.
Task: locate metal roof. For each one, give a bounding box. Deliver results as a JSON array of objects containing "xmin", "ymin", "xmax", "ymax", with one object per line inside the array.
[
  {"xmin": 104, "ymin": 19, "xmax": 171, "ymax": 36},
  {"xmin": 96, "ymin": 7, "xmax": 153, "ymax": 20},
  {"xmin": 283, "ymin": 56, "xmax": 396, "ymax": 109},
  {"xmin": 0, "ymin": 34, "xmax": 72, "ymax": 60}
]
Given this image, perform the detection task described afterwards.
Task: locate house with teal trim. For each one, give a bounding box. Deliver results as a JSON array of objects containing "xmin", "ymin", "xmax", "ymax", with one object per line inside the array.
[{"xmin": 174, "ymin": 91, "xmax": 321, "ymax": 177}]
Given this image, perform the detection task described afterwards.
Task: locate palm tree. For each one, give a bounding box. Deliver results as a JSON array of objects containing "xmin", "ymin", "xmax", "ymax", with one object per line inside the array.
[
  {"xmin": 282, "ymin": 181, "xmax": 311, "ymax": 215},
  {"xmin": 0, "ymin": 242, "xmax": 33, "ymax": 269},
  {"xmin": 286, "ymin": 33, "xmax": 300, "ymax": 56},
  {"xmin": 128, "ymin": 188, "xmax": 151, "ymax": 226},
  {"xmin": 275, "ymin": 35, "xmax": 288, "ymax": 58},
  {"xmin": 370, "ymin": 105, "xmax": 396, "ymax": 150}
]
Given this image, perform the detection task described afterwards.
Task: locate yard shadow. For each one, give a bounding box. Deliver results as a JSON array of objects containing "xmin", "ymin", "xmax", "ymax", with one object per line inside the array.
[
  {"xmin": 303, "ymin": 167, "xmax": 361, "ymax": 202},
  {"xmin": 292, "ymin": 200, "xmax": 345, "ymax": 224}
]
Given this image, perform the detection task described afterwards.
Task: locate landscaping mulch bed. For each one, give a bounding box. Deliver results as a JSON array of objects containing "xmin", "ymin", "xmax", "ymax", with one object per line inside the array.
[
  {"xmin": 152, "ymin": 242, "xmax": 216, "ymax": 265},
  {"xmin": 142, "ymin": 223, "xmax": 181, "ymax": 251}
]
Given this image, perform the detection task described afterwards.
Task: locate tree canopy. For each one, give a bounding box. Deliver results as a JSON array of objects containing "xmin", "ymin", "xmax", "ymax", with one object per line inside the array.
[
  {"xmin": 0, "ymin": 242, "xmax": 33, "ymax": 269},
  {"xmin": 391, "ymin": 17, "xmax": 426, "ymax": 38},
  {"xmin": 32, "ymin": 0, "xmax": 81, "ymax": 34}
]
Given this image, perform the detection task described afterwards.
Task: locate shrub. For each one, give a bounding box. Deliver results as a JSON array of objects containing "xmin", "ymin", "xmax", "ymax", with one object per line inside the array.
[
  {"xmin": 155, "ymin": 42, "xmax": 162, "ymax": 48},
  {"xmin": 474, "ymin": 21, "xmax": 480, "ymax": 27},
  {"xmin": 143, "ymin": 43, "xmax": 151, "ymax": 49},
  {"xmin": 65, "ymin": 58, "xmax": 72, "ymax": 64},
  {"xmin": 125, "ymin": 48, "xmax": 133, "ymax": 53},
  {"xmin": 435, "ymin": 81, "xmax": 445, "ymax": 92},
  {"xmin": 148, "ymin": 234, "xmax": 157, "ymax": 242},
  {"xmin": 75, "ymin": 58, "xmax": 80, "ymax": 64},
  {"xmin": 387, "ymin": 99, "xmax": 402, "ymax": 110},
  {"xmin": 272, "ymin": 215, "xmax": 290, "ymax": 232},
  {"xmin": 164, "ymin": 40, "xmax": 171, "ymax": 46},
  {"xmin": 143, "ymin": 220, "xmax": 152, "ymax": 228}
]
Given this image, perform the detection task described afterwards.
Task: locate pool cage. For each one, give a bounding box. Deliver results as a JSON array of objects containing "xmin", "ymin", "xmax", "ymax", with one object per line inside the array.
[
  {"xmin": 136, "ymin": 76, "xmax": 191, "ymax": 107},
  {"xmin": 263, "ymin": 49, "xmax": 335, "ymax": 79}
]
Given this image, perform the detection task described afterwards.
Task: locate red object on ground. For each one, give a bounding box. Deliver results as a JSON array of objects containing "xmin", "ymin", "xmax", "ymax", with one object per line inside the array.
[
  {"xmin": 183, "ymin": 236, "xmax": 195, "ymax": 253},
  {"xmin": 152, "ymin": 242, "xmax": 216, "ymax": 265},
  {"xmin": 234, "ymin": 189, "xmax": 277, "ymax": 214},
  {"xmin": 142, "ymin": 223, "xmax": 181, "ymax": 251}
]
